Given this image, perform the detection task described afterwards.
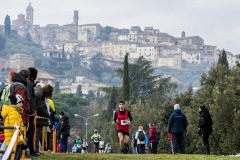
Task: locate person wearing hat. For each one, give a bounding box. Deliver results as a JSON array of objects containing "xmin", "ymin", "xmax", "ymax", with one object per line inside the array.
[
  {"xmin": 91, "ymin": 129, "xmax": 101, "ymax": 153},
  {"xmin": 168, "ymin": 104, "xmax": 188, "ymax": 154},
  {"xmin": 59, "ymin": 111, "xmax": 70, "ymax": 153},
  {"xmin": 198, "ymin": 104, "xmax": 213, "ymax": 154},
  {"xmin": 112, "ymin": 100, "xmax": 132, "ymax": 154}
]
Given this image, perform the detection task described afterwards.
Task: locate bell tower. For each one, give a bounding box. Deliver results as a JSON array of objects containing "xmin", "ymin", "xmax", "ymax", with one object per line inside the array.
[{"xmin": 26, "ymin": 2, "xmax": 34, "ymax": 27}]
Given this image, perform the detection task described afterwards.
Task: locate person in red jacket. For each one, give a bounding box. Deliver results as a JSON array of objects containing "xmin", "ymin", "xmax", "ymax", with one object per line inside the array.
[
  {"xmin": 149, "ymin": 123, "xmax": 159, "ymax": 154},
  {"xmin": 112, "ymin": 100, "xmax": 132, "ymax": 154}
]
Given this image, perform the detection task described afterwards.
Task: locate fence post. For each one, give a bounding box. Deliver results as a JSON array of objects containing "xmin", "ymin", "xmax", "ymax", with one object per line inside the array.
[
  {"xmin": 21, "ymin": 126, "xmax": 26, "ymax": 160},
  {"xmin": 41, "ymin": 126, "xmax": 45, "ymax": 152},
  {"xmin": 33, "ymin": 117, "xmax": 36, "ymax": 152},
  {"xmin": 52, "ymin": 126, "xmax": 56, "ymax": 153}
]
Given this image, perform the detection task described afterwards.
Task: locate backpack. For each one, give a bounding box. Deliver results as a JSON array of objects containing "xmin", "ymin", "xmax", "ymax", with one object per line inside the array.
[
  {"xmin": 138, "ymin": 131, "xmax": 145, "ymax": 141},
  {"xmin": 0, "ymin": 82, "xmax": 23, "ymax": 105},
  {"xmin": 0, "ymin": 84, "xmax": 11, "ymax": 105}
]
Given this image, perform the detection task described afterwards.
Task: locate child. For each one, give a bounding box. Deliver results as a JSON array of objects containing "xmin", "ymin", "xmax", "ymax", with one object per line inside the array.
[{"xmin": 1, "ymin": 94, "xmax": 26, "ymax": 160}]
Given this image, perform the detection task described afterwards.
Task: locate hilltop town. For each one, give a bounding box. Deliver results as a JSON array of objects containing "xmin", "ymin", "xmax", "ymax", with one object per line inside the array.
[{"xmin": 0, "ymin": 3, "xmax": 239, "ymax": 94}]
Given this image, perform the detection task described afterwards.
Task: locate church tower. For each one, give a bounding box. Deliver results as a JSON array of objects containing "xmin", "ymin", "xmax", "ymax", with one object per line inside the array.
[
  {"xmin": 73, "ymin": 10, "xmax": 79, "ymax": 26},
  {"xmin": 26, "ymin": 2, "xmax": 34, "ymax": 27}
]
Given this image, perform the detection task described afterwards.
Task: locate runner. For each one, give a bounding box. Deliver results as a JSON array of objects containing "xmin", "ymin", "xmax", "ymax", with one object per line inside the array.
[
  {"xmin": 112, "ymin": 100, "xmax": 132, "ymax": 154},
  {"xmin": 90, "ymin": 129, "xmax": 101, "ymax": 153}
]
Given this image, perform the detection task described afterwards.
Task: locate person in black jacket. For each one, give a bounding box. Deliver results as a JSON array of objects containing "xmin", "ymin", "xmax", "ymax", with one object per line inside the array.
[
  {"xmin": 59, "ymin": 111, "xmax": 70, "ymax": 153},
  {"xmin": 199, "ymin": 104, "xmax": 213, "ymax": 154},
  {"xmin": 168, "ymin": 104, "xmax": 188, "ymax": 154}
]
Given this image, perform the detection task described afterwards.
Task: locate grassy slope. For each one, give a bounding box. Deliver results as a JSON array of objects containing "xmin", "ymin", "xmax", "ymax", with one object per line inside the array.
[{"xmin": 33, "ymin": 153, "xmax": 238, "ymax": 160}]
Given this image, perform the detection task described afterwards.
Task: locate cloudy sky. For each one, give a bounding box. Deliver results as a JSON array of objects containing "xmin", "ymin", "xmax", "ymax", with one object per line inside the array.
[{"xmin": 1, "ymin": 0, "xmax": 239, "ymax": 54}]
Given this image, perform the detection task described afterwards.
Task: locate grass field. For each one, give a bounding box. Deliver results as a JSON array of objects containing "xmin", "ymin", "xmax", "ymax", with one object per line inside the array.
[{"xmin": 33, "ymin": 153, "xmax": 239, "ymax": 160}]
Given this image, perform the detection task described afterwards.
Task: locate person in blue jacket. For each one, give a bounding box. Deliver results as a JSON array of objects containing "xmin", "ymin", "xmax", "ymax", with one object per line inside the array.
[{"xmin": 167, "ymin": 104, "xmax": 188, "ymax": 154}]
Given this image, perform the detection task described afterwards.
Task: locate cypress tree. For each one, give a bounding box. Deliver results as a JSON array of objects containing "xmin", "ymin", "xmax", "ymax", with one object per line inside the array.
[
  {"xmin": 107, "ymin": 86, "xmax": 117, "ymax": 120},
  {"xmin": 54, "ymin": 81, "xmax": 60, "ymax": 94},
  {"xmin": 122, "ymin": 53, "xmax": 130, "ymax": 101},
  {"xmin": 76, "ymin": 84, "xmax": 83, "ymax": 97},
  {"xmin": 218, "ymin": 49, "xmax": 229, "ymax": 68}
]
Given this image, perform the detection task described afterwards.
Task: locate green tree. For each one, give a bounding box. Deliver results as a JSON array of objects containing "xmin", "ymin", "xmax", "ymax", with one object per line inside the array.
[
  {"xmin": 0, "ymin": 81, "xmax": 5, "ymax": 90},
  {"xmin": 107, "ymin": 86, "xmax": 117, "ymax": 120},
  {"xmin": 76, "ymin": 84, "xmax": 83, "ymax": 97},
  {"xmin": 218, "ymin": 49, "xmax": 229, "ymax": 69},
  {"xmin": 54, "ymin": 81, "xmax": 60, "ymax": 94},
  {"xmin": 122, "ymin": 53, "xmax": 130, "ymax": 101},
  {"xmin": 4, "ymin": 15, "xmax": 11, "ymax": 37}
]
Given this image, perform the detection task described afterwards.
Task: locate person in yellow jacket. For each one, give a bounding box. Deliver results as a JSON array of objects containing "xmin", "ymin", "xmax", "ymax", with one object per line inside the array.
[{"xmin": 1, "ymin": 94, "xmax": 26, "ymax": 160}]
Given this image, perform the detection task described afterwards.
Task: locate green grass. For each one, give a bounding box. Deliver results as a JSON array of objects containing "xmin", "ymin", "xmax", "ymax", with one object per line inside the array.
[{"xmin": 33, "ymin": 153, "xmax": 239, "ymax": 160}]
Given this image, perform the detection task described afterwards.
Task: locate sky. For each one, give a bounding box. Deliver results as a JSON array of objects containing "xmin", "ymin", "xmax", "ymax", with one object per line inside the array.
[{"xmin": 1, "ymin": 0, "xmax": 240, "ymax": 54}]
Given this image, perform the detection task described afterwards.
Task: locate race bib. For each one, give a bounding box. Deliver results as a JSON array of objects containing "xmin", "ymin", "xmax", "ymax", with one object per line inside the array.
[
  {"xmin": 121, "ymin": 120, "xmax": 128, "ymax": 125},
  {"xmin": 77, "ymin": 144, "xmax": 81, "ymax": 147}
]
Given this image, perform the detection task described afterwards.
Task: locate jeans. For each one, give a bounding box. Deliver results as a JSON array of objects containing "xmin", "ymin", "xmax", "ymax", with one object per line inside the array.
[
  {"xmin": 60, "ymin": 134, "xmax": 68, "ymax": 153},
  {"xmin": 36, "ymin": 126, "xmax": 42, "ymax": 153}
]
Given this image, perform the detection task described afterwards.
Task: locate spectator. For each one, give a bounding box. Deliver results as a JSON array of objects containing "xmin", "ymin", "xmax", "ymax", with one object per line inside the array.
[
  {"xmin": 168, "ymin": 104, "xmax": 188, "ymax": 154},
  {"xmin": 199, "ymin": 104, "xmax": 213, "ymax": 154},
  {"xmin": 135, "ymin": 125, "xmax": 146, "ymax": 154},
  {"xmin": 149, "ymin": 123, "xmax": 158, "ymax": 154},
  {"xmin": 59, "ymin": 111, "xmax": 70, "ymax": 153}
]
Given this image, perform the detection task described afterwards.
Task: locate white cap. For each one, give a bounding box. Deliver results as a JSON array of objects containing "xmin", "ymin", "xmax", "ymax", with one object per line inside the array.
[
  {"xmin": 15, "ymin": 94, "xmax": 24, "ymax": 103},
  {"xmin": 174, "ymin": 104, "xmax": 180, "ymax": 110}
]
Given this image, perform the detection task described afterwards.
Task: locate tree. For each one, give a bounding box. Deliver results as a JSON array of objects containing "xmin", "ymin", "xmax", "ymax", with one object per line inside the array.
[
  {"xmin": 218, "ymin": 49, "xmax": 229, "ymax": 69},
  {"xmin": 107, "ymin": 86, "xmax": 117, "ymax": 120},
  {"xmin": 76, "ymin": 84, "xmax": 83, "ymax": 97},
  {"xmin": 54, "ymin": 81, "xmax": 60, "ymax": 94},
  {"xmin": 116, "ymin": 56, "xmax": 157, "ymax": 103},
  {"xmin": 122, "ymin": 53, "xmax": 130, "ymax": 101},
  {"xmin": 26, "ymin": 32, "xmax": 32, "ymax": 42},
  {"xmin": 4, "ymin": 15, "xmax": 11, "ymax": 37}
]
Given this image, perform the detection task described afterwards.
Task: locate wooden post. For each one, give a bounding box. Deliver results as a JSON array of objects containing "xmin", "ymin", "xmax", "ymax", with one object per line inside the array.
[
  {"xmin": 41, "ymin": 126, "xmax": 45, "ymax": 152},
  {"xmin": 52, "ymin": 126, "xmax": 56, "ymax": 153},
  {"xmin": 33, "ymin": 117, "xmax": 37, "ymax": 151},
  {"xmin": 21, "ymin": 126, "xmax": 26, "ymax": 160}
]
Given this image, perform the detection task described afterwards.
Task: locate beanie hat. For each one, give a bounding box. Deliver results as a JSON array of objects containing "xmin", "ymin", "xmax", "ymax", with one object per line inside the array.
[
  {"xmin": 28, "ymin": 67, "xmax": 38, "ymax": 77},
  {"xmin": 174, "ymin": 104, "xmax": 180, "ymax": 110},
  {"xmin": 9, "ymin": 70, "xmax": 16, "ymax": 82}
]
